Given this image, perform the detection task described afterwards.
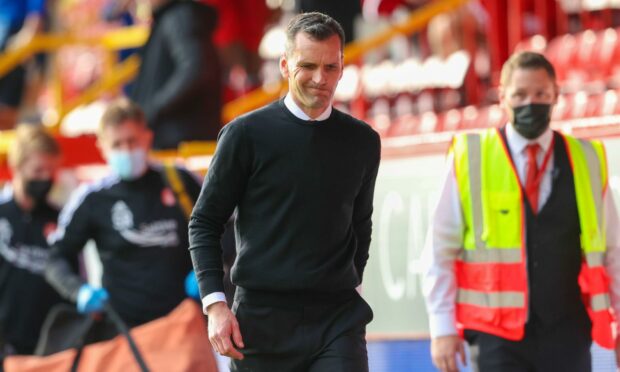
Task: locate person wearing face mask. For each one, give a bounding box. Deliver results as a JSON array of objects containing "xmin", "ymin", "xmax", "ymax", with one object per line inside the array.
[
  {"xmin": 0, "ymin": 124, "xmax": 75, "ymax": 361},
  {"xmin": 44, "ymin": 98, "xmax": 201, "ymax": 334},
  {"xmin": 422, "ymin": 51, "xmax": 620, "ymax": 372}
]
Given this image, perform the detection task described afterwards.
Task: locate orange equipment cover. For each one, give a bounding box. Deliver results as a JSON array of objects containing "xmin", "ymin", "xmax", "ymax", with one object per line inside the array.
[{"xmin": 4, "ymin": 299, "xmax": 217, "ymax": 372}]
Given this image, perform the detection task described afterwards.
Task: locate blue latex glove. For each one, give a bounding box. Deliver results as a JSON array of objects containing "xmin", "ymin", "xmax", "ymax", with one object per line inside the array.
[
  {"xmin": 185, "ymin": 271, "xmax": 201, "ymax": 300},
  {"xmin": 76, "ymin": 284, "xmax": 109, "ymax": 314}
]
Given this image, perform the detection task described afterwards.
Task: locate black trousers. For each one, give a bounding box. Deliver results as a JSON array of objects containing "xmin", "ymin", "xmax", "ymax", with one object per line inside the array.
[
  {"xmin": 465, "ymin": 316, "xmax": 592, "ymax": 372},
  {"xmin": 230, "ymin": 287, "xmax": 373, "ymax": 372}
]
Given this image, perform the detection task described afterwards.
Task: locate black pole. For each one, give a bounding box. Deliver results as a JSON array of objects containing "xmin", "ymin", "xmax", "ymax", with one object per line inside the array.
[{"xmin": 103, "ymin": 303, "xmax": 150, "ymax": 372}]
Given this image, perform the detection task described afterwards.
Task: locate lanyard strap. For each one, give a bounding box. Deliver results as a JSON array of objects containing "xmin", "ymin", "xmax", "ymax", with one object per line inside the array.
[{"xmin": 531, "ymin": 136, "xmax": 555, "ymax": 189}]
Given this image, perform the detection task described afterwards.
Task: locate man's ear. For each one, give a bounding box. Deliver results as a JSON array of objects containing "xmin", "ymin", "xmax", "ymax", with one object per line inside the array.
[
  {"xmin": 498, "ymin": 86, "xmax": 506, "ymax": 105},
  {"xmin": 96, "ymin": 137, "xmax": 107, "ymax": 161},
  {"xmin": 498, "ymin": 87, "xmax": 512, "ymax": 120},
  {"xmin": 279, "ymin": 54, "xmax": 290, "ymax": 79},
  {"xmin": 553, "ymin": 83, "xmax": 560, "ymax": 105},
  {"xmin": 144, "ymin": 127, "xmax": 154, "ymax": 150}
]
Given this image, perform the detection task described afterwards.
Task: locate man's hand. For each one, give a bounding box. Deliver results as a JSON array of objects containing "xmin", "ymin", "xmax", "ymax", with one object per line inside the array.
[
  {"xmin": 207, "ymin": 302, "xmax": 244, "ymax": 360},
  {"xmin": 431, "ymin": 334, "xmax": 467, "ymax": 372}
]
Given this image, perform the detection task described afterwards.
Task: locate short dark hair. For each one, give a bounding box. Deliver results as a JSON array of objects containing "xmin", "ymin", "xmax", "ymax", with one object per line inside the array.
[
  {"xmin": 500, "ymin": 51, "xmax": 556, "ymax": 86},
  {"xmin": 99, "ymin": 97, "xmax": 146, "ymax": 135},
  {"xmin": 285, "ymin": 12, "xmax": 345, "ymax": 54}
]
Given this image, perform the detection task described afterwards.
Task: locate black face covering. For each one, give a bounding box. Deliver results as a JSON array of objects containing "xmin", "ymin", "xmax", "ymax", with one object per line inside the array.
[
  {"xmin": 25, "ymin": 179, "xmax": 53, "ymax": 204},
  {"xmin": 512, "ymin": 103, "xmax": 552, "ymax": 139}
]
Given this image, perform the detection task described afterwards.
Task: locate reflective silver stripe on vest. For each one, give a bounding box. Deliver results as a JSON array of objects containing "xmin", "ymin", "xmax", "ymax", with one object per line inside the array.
[
  {"xmin": 591, "ymin": 293, "xmax": 611, "ymax": 311},
  {"xmin": 461, "ymin": 248, "xmax": 522, "ymax": 263},
  {"xmin": 579, "ymin": 140, "xmax": 604, "ymax": 228},
  {"xmin": 466, "ymin": 134, "xmax": 485, "ymax": 251},
  {"xmin": 585, "ymin": 251, "xmax": 605, "ymax": 267},
  {"xmin": 457, "ymin": 289, "xmax": 525, "ymax": 308}
]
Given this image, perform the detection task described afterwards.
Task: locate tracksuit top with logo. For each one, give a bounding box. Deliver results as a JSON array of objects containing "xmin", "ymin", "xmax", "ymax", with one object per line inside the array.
[
  {"xmin": 0, "ymin": 195, "xmax": 73, "ymax": 354},
  {"xmin": 46, "ymin": 166, "xmax": 200, "ymax": 327}
]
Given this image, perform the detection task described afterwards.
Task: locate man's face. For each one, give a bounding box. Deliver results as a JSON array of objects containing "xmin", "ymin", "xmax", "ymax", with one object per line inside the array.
[
  {"xmin": 17, "ymin": 152, "xmax": 59, "ymax": 182},
  {"xmin": 97, "ymin": 120, "xmax": 152, "ymax": 160},
  {"xmin": 499, "ymin": 67, "xmax": 558, "ymax": 120},
  {"xmin": 279, "ymin": 32, "xmax": 343, "ymax": 118}
]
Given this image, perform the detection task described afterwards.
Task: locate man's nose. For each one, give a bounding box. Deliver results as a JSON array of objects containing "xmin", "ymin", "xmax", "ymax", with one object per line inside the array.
[
  {"xmin": 521, "ymin": 96, "xmax": 534, "ymax": 105},
  {"xmin": 312, "ymin": 68, "xmax": 326, "ymax": 84}
]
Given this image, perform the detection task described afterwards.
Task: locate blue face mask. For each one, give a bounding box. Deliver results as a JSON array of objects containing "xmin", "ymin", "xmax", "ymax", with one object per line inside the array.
[{"xmin": 107, "ymin": 148, "xmax": 148, "ymax": 180}]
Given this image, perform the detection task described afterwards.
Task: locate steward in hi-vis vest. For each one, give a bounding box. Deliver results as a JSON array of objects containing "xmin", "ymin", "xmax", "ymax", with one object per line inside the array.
[
  {"xmin": 423, "ymin": 51, "xmax": 620, "ymax": 372},
  {"xmin": 452, "ymin": 129, "xmax": 613, "ymax": 346}
]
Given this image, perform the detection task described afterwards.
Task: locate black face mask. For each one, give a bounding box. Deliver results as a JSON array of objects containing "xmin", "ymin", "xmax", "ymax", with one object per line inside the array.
[
  {"xmin": 25, "ymin": 179, "xmax": 53, "ymax": 204},
  {"xmin": 511, "ymin": 103, "xmax": 552, "ymax": 139}
]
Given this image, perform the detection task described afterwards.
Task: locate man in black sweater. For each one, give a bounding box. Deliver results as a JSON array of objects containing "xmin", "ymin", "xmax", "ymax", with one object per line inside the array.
[{"xmin": 189, "ymin": 12, "xmax": 381, "ymax": 372}]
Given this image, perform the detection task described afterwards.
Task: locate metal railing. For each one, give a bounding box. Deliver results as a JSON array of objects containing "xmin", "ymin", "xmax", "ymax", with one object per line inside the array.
[{"xmin": 0, "ymin": 0, "xmax": 468, "ymax": 159}]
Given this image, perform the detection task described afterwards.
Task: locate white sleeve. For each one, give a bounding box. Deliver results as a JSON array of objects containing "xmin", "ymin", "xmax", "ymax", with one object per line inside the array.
[
  {"xmin": 603, "ymin": 189, "xmax": 620, "ymax": 331},
  {"xmin": 202, "ymin": 292, "xmax": 227, "ymax": 315},
  {"xmin": 422, "ymin": 153, "xmax": 464, "ymax": 338}
]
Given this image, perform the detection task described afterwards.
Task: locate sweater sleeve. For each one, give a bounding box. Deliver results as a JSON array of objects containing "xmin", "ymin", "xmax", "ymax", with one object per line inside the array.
[
  {"xmin": 353, "ymin": 130, "xmax": 381, "ymax": 282},
  {"xmin": 188, "ymin": 120, "xmax": 252, "ymax": 297},
  {"xmin": 147, "ymin": 5, "xmax": 218, "ymax": 124},
  {"xmin": 45, "ymin": 187, "xmax": 94, "ymax": 302}
]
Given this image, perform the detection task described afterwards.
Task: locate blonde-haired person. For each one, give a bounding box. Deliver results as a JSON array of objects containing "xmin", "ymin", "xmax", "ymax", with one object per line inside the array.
[{"xmin": 0, "ymin": 124, "xmax": 75, "ymax": 360}]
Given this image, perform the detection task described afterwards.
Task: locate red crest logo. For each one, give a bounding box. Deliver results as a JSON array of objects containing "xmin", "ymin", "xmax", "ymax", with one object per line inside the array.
[{"xmin": 161, "ymin": 188, "xmax": 176, "ymax": 207}]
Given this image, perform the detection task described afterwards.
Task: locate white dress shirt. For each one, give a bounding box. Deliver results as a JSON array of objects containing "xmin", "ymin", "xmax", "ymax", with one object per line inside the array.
[
  {"xmin": 201, "ymin": 94, "xmax": 333, "ymax": 314},
  {"xmin": 422, "ymin": 124, "xmax": 620, "ymax": 338}
]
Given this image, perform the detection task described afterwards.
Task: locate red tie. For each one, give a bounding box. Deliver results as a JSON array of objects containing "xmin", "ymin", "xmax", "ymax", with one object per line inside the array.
[{"xmin": 525, "ymin": 144, "xmax": 540, "ymax": 213}]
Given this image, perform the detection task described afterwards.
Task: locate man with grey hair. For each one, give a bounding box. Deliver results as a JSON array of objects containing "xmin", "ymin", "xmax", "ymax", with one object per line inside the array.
[{"xmin": 189, "ymin": 11, "xmax": 381, "ymax": 372}]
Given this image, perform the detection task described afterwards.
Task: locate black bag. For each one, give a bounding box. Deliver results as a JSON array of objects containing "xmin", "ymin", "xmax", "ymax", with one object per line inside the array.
[{"xmin": 34, "ymin": 303, "xmax": 149, "ymax": 372}]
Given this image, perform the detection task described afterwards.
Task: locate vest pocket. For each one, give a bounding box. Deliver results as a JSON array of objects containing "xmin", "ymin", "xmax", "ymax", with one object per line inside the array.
[{"xmin": 484, "ymin": 192, "xmax": 521, "ymax": 248}]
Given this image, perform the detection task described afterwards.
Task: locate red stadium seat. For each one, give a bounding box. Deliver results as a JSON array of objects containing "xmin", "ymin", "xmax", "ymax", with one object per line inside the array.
[
  {"xmin": 458, "ymin": 105, "xmax": 480, "ymax": 130},
  {"xmin": 552, "ymin": 93, "xmax": 574, "ymax": 121},
  {"xmin": 591, "ymin": 28, "xmax": 619, "ymax": 84},
  {"xmin": 387, "ymin": 114, "xmax": 421, "ymax": 137},
  {"xmin": 545, "ymin": 34, "xmax": 577, "ymax": 83},
  {"xmin": 487, "ymin": 104, "xmax": 508, "ymax": 128},
  {"xmin": 584, "ymin": 91, "xmax": 605, "ymax": 117},
  {"xmin": 418, "ymin": 111, "xmax": 440, "ymax": 134},
  {"xmin": 514, "ymin": 35, "xmax": 547, "ymax": 54},
  {"xmin": 441, "ymin": 109, "xmax": 462, "ymax": 133},
  {"xmin": 569, "ymin": 30, "xmax": 597, "ymax": 88},
  {"xmin": 609, "ymin": 28, "xmax": 620, "ymax": 88},
  {"xmin": 568, "ymin": 91, "xmax": 589, "ymax": 119},
  {"xmin": 600, "ymin": 89, "xmax": 620, "ymax": 115}
]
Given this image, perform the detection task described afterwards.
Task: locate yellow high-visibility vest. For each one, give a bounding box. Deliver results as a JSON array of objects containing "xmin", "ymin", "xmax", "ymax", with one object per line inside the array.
[{"xmin": 450, "ymin": 128, "xmax": 614, "ymax": 348}]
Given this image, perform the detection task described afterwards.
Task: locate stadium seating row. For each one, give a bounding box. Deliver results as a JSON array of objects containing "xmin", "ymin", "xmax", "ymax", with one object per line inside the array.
[{"xmin": 376, "ymin": 88, "xmax": 620, "ymax": 137}]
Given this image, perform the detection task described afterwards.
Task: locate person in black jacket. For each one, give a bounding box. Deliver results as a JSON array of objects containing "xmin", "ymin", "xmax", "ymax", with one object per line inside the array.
[
  {"xmin": 130, "ymin": 0, "xmax": 221, "ymax": 150},
  {"xmin": 45, "ymin": 98, "xmax": 201, "ymax": 331},
  {"xmin": 0, "ymin": 124, "xmax": 73, "ymax": 358},
  {"xmin": 189, "ymin": 12, "xmax": 381, "ymax": 372}
]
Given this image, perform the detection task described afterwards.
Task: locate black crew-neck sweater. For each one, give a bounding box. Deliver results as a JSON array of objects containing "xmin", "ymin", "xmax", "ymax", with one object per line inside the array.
[{"xmin": 189, "ymin": 99, "xmax": 381, "ymax": 296}]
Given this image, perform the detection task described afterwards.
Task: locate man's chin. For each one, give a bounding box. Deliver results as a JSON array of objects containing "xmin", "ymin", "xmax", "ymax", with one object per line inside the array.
[{"xmin": 305, "ymin": 97, "xmax": 330, "ymax": 109}]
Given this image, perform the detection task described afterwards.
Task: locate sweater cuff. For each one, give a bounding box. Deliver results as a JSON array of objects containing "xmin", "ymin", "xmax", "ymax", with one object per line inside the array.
[
  {"xmin": 202, "ymin": 292, "xmax": 227, "ymax": 315},
  {"xmin": 428, "ymin": 311, "xmax": 458, "ymax": 338}
]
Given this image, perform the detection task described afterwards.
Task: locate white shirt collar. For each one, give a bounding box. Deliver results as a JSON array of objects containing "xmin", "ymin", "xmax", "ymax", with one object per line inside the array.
[
  {"xmin": 505, "ymin": 122, "xmax": 553, "ymax": 155},
  {"xmin": 284, "ymin": 93, "xmax": 332, "ymax": 121}
]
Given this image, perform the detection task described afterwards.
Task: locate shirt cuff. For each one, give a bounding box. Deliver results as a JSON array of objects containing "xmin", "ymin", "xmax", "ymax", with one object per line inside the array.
[
  {"xmin": 201, "ymin": 292, "xmax": 227, "ymax": 315},
  {"xmin": 428, "ymin": 311, "xmax": 458, "ymax": 338}
]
